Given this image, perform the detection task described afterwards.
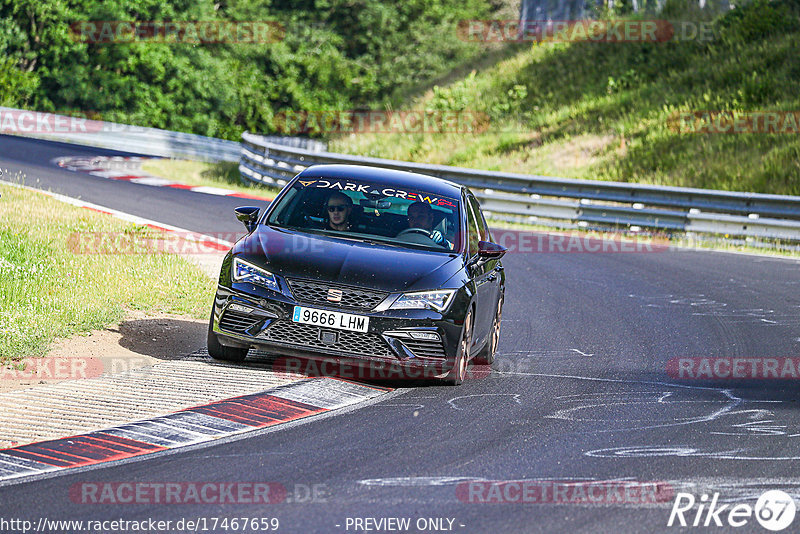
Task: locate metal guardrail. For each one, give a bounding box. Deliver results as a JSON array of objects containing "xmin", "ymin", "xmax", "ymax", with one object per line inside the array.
[
  {"xmin": 251, "ymin": 135, "xmax": 327, "ymax": 153},
  {"xmin": 11, "ymin": 106, "xmax": 792, "ymax": 242},
  {"xmin": 0, "ymin": 107, "xmax": 241, "ymax": 162},
  {"xmin": 240, "ymin": 131, "xmax": 800, "ymax": 242},
  {"xmin": 0, "ymin": 108, "xmax": 326, "ymax": 163}
]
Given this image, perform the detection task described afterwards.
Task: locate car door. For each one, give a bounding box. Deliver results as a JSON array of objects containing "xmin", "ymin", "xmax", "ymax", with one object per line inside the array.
[
  {"xmin": 472, "ymin": 195, "xmax": 503, "ymax": 304},
  {"xmin": 465, "ymin": 193, "xmax": 496, "ymax": 350}
]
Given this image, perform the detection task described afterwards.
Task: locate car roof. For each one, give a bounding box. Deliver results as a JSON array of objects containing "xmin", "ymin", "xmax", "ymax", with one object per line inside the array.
[{"xmin": 296, "ymin": 164, "xmax": 463, "ymax": 198}]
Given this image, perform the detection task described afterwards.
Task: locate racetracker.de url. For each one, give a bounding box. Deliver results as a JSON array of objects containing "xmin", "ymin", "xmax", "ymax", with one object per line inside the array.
[{"xmin": 0, "ymin": 516, "xmax": 280, "ymax": 533}]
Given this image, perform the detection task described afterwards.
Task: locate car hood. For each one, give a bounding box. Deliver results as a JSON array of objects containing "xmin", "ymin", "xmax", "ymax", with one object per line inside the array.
[{"xmin": 236, "ymin": 226, "xmax": 463, "ymax": 293}]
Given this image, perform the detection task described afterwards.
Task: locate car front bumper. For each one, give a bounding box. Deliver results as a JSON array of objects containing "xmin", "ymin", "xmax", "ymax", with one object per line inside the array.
[{"xmin": 211, "ymin": 285, "xmax": 467, "ymax": 380}]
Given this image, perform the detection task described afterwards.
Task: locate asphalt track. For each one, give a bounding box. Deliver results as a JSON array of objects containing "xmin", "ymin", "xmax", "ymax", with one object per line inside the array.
[{"xmin": 2, "ymin": 135, "xmax": 800, "ymax": 533}]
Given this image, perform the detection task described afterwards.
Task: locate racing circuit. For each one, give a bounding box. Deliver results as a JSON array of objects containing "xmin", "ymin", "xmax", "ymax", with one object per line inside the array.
[{"xmin": 1, "ymin": 133, "xmax": 800, "ymax": 532}]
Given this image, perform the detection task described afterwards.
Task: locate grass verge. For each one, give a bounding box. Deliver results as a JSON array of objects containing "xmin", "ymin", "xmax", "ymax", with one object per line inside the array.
[
  {"xmin": 330, "ymin": 0, "xmax": 800, "ymax": 195},
  {"xmin": 0, "ymin": 181, "xmax": 215, "ymax": 365}
]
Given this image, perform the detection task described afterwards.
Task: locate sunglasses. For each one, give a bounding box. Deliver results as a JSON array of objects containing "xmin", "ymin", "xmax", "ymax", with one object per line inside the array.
[{"xmin": 327, "ymin": 205, "xmax": 347, "ymax": 212}]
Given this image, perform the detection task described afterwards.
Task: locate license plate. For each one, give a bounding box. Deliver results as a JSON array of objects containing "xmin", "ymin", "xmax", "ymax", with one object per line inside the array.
[{"xmin": 292, "ymin": 306, "xmax": 369, "ymax": 333}]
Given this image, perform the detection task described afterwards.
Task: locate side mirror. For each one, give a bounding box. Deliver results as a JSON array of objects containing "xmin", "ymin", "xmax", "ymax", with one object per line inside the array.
[
  {"xmin": 478, "ymin": 240, "xmax": 506, "ymax": 260},
  {"xmin": 234, "ymin": 206, "xmax": 260, "ymax": 232}
]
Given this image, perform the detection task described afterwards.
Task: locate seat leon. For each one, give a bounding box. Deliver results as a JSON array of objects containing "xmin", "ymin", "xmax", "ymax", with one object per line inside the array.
[{"xmin": 208, "ymin": 164, "xmax": 506, "ymax": 385}]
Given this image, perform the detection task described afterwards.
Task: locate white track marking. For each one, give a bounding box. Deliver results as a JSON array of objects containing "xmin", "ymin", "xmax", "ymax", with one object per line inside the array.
[
  {"xmin": 447, "ymin": 393, "xmax": 522, "ymax": 411},
  {"xmin": 189, "ymin": 186, "xmax": 237, "ymax": 196},
  {"xmin": 128, "ymin": 176, "xmax": 175, "ymax": 186}
]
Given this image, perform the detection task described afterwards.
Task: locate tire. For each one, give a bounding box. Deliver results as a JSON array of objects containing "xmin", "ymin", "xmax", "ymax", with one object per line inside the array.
[
  {"xmin": 474, "ymin": 293, "xmax": 503, "ymax": 365},
  {"xmin": 443, "ymin": 308, "xmax": 473, "ymax": 386},
  {"xmin": 207, "ymin": 311, "xmax": 249, "ymax": 362}
]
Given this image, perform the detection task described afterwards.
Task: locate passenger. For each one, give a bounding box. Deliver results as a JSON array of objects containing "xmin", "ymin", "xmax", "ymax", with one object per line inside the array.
[
  {"xmin": 406, "ymin": 201, "xmax": 449, "ymax": 247},
  {"xmin": 325, "ymin": 192, "xmax": 353, "ymax": 231}
]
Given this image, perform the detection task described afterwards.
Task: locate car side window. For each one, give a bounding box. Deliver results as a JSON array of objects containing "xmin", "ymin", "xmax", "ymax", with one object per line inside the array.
[
  {"xmin": 468, "ymin": 194, "xmax": 489, "ymax": 242},
  {"xmin": 466, "ymin": 194, "xmax": 480, "ymax": 257}
]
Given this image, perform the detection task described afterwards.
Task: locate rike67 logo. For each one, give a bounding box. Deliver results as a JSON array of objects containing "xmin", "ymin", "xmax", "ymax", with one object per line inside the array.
[{"xmin": 668, "ymin": 490, "xmax": 796, "ymax": 531}]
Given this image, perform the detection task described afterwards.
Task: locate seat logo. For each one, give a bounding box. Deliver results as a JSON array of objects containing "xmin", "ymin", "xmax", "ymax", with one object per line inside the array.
[
  {"xmin": 319, "ymin": 330, "xmax": 338, "ymax": 345},
  {"xmin": 326, "ymin": 289, "xmax": 343, "ymax": 303}
]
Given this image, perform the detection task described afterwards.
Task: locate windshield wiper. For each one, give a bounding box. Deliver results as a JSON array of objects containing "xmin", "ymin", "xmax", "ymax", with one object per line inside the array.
[
  {"xmin": 269, "ymin": 225, "xmax": 444, "ymax": 251},
  {"xmin": 357, "ymin": 237, "xmax": 405, "ymax": 248}
]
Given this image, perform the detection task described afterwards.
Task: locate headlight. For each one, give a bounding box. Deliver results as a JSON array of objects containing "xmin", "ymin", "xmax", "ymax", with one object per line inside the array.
[
  {"xmin": 389, "ymin": 290, "xmax": 456, "ymax": 312},
  {"xmin": 232, "ymin": 258, "xmax": 279, "ymax": 292}
]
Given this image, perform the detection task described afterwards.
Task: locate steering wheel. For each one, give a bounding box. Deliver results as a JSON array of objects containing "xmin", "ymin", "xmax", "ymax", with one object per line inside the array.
[{"xmin": 397, "ymin": 228, "xmax": 433, "ymax": 238}]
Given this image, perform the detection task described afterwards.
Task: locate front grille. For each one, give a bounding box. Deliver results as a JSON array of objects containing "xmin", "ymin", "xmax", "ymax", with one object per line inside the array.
[
  {"xmin": 259, "ymin": 320, "xmax": 393, "ymax": 358},
  {"xmin": 400, "ymin": 339, "xmax": 448, "ymax": 360},
  {"xmin": 287, "ymin": 279, "xmax": 387, "ymax": 311},
  {"xmin": 218, "ymin": 310, "xmax": 261, "ymax": 334}
]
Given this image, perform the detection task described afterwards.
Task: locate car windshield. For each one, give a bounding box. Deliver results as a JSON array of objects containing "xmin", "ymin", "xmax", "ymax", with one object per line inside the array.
[{"xmin": 266, "ymin": 177, "xmax": 462, "ymax": 253}]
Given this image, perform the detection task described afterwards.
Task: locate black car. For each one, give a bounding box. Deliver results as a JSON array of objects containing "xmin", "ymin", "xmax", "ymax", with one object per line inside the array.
[{"xmin": 208, "ymin": 164, "xmax": 506, "ymax": 385}]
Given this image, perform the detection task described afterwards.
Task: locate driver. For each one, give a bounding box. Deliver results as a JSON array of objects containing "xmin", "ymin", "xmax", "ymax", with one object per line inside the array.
[
  {"xmin": 325, "ymin": 192, "xmax": 353, "ymax": 231},
  {"xmin": 406, "ymin": 201, "xmax": 449, "ymax": 247}
]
